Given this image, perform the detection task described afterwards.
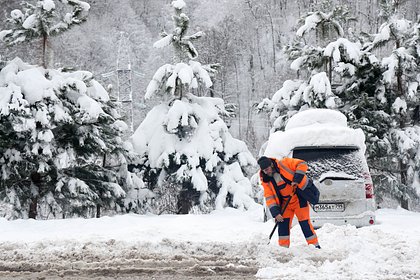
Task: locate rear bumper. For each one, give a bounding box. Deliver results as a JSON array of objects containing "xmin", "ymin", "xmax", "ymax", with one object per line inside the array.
[{"xmin": 310, "ymin": 210, "xmax": 376, "ymax": 229}]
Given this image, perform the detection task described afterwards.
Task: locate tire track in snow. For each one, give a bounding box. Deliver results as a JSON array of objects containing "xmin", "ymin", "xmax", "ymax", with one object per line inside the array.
[{"xmin": 0, "ymin": 239, "xmax": 260, "ymax": 279}]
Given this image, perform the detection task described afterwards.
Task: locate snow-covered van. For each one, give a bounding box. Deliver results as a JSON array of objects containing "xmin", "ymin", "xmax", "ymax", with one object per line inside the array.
[{"xmin": 262, "ymin": 109, "xmax": 376, "ymax": 228}]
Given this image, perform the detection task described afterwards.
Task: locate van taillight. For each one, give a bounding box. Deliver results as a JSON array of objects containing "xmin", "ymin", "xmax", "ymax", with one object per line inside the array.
[{"xmin": 365, "ymin": 183, "xmax": 374, "ymax": 199}]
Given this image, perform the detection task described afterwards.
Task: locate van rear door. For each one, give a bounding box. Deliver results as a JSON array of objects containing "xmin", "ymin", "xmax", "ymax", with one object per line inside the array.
[{"xmin": 292, "ymin": 146, "xmax": 366, "ymax": 203}]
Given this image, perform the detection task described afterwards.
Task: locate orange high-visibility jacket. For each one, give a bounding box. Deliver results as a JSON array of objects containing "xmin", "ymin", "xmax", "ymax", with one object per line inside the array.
[{"xmin": 259, "ymin": 157, "xmax": 310, "ymax": 218}]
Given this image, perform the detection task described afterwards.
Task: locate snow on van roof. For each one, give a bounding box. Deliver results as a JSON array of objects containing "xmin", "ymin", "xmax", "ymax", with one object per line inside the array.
[
  {"xmin": 285, "ymin": 108, "xmax": 347, "ymax": 131},
  {"xmin": 264, "ymin": 109, "xmax": 366, "ymax": 158}
]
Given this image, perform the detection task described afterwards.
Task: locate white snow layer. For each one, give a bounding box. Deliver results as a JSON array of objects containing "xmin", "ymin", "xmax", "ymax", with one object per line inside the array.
[
  {"xmin": 22, "ymin": 14, "xmax": 38, "ymax": 29},
  {"xmin": 373, "ymin": 18, "xmax": 412, "ymax": 46},
  {"xmin": 285, "ymin": 108, "xmax": 348, "ymax": 130},
  {"xmin": 42, "ymin": 0, "xmax": 56, "ymax": 12},
  {"xmin": 324, "ymin": 38, "xmax": 361, "ymax": 62},
  {"xmin": 296, "ymin": 12, "xmax": 323, "ymax": 37},
  {"xmin": 265, "ymin": 109, "xmax": 366, "ymax": 158},
  {"xmin": 172, "ymin": 0, "xmax": 186, "ymax": 10},
  {"xmin": 145, "ymin": 61, "xmax": 213, "ymax": 99},
  {"xmin": 0, "ymin": 58, "xmax": 107, "ymax": 122},
  {"xmin": 0, "ymin": 207, "xmax": 418, "ymax": 279},
  {"xmin": 271, "ymin": 74, "xmax": 338, "ymax": 110},
  {"xmin": 153, "ymin": 34, "xmax": 173, "ymax": 49},
  {"xmin": 305, "ymin": 72, "xmax": 336, "ymax": 108},
  {"xmin": 10, "ymin": 9, "xmax": 24, "ymax": 20}
]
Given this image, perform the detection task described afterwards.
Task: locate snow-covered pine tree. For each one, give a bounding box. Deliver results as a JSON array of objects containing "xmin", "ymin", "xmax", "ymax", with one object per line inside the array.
[
  {"xmin": 256, "ymin": 2, "xmax": 350, "ymax": 132},
  {"xmin": 327, "ymin": 1, "xmax": 420, "ymax": 210},
  {"xmin": 0, "ymin": 58, "xmax": 138, "ymax": 219},
  {"xmin": 0, "ymin": 0, "xmax": 90, "ymax": 68},
  {"xmin": 0, "ymin": 63, "xmax": 36, "ymax": 218},
  {"xmin": 355, "ymin": 0, "xmax": 420, "ymax": 210},
  {"xmin": 131, "ymin": 0, "xmax": 257, "ymax": 214}
]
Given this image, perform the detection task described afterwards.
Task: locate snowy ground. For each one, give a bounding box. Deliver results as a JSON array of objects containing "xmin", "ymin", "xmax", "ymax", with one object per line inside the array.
[{"xmin": 0, "ymin": 206, "xmax": 419, "ymax": 280}]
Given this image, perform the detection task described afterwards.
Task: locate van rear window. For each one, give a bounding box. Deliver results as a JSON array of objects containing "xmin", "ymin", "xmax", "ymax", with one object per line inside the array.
[{"xmin": 292, "ymin": 147, "xmax": 364, "ymax": 179}]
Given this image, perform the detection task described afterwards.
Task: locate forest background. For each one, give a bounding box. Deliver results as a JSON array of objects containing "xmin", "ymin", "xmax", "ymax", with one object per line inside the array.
[{"xmin": 0, "ymin": 0, "xmax": 419, "ymax": 214}]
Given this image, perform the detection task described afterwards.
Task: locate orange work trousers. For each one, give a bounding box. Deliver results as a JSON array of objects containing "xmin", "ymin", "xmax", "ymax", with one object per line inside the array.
[{"xmin": 277, "ymin": 196, "xmax": 319, "ymax": 248}]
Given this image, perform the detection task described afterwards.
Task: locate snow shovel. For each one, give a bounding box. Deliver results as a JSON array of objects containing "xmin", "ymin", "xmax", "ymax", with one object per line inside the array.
[{"xmin": 267, "ymin": 195, "xmax": 293, "ymax": 245}]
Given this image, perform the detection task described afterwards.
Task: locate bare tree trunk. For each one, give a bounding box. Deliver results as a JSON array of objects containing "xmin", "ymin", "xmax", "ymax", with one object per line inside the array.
[
  {"xmin": 29, "ymin": 172, "xmax": 42, "ymax": 219},
  {"xmin": 245, "ymin": 0, "xmax": 265, "ymax": 74},
  {"xmin": 96, "ymin": 205, "xmax": 101, "ymax": 218},
  {"xmin": 255, "ymin": 27, "xmax": 265, "ymax": 73},
  {"xmin": 328, "ymin": 56, "xmax": 333, "ymax": 82},
  {"xmin": 234, "ymin": 58, "xmax": 242, "ymax": 138},
  {"xmin": 395, "ymin": 38, "xmax": 409, "ymax": 210},
  {"xmin": 42, "ymin": 33, "xmax": 47, "ymax": 68},
  {"xmin": 399, "ymin": 160, "xmax": 409, "ymax": 210},
  {"xmin": 209, "ymin": 85, "xmax": 215, "ymax": 97},
  {"xmin": 247, "ymin": 54, "xmax": 256, "ymax": 140},
  {"xmin": 266, "ymin": 7, "xmax": 276, "ymax": 74},
  {"xmin": 29, "ymin": 197, "xmax": 38, "ymax": 219},
  {"xmin": 96, "ymin": 153, "xmax": 107, "ymax": 218}
]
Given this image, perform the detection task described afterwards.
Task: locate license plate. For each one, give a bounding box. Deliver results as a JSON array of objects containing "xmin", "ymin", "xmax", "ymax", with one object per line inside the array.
[{"xmin": 313, "ymin": 203, "xmax": 345, "ymax": 212}]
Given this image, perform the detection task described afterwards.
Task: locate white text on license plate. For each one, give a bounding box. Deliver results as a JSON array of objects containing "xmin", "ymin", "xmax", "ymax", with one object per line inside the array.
[{"xmin": 313, "ymin": 203, "xmax": 345, "ymax": 212}]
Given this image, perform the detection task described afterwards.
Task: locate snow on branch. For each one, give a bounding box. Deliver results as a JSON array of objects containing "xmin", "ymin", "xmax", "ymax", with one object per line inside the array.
[
  {"xmin": 324, "ymin": 38, "xmax": 362, "ymax": 62},
  {"xmin": 296, "ymin": 11, "xmax": 344, "ymax": 38},
  {"xmin": 172, "ymin": 0, "xmax": 186, "ymax": 10},
  {"xmin": 303, "ymin": 72, "xmax": 337, "ymax": 108},
  {"xmin": 216, "ymin": 162, "xmax": 255, "ymax": 210},
  {"xmin": 372, "ymin": 23, "xmax": 391, "ymax": 46},
  {"xmin": 0, "ymin": 0, "xmax": 90, "ymax": 45},
  {"xmin": 145, "ymin": 61, "xmax": 214, "ymax": 99},
  {"xmin": 153, "ymin": 34, "xmax": 173, "ymax": 49}
]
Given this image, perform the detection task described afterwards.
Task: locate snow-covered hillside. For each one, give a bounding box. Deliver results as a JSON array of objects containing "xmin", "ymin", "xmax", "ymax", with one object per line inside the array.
[{"xmin": 0, "ymin": 206, "xmax": 419, "ymax": 279}]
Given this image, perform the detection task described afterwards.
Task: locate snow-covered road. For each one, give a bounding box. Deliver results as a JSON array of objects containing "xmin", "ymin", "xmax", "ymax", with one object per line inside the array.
[{"xmin": 0, "ymin": 207, "xmax": 419, "ymax": 279}]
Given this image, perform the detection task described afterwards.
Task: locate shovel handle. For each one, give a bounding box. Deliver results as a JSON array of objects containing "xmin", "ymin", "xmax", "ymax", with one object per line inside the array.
[
  {"xmin": 267, "ymin": 194, "xmax": 293, "ymax": 244},
  {"xmin": 268, "ymin": 222, "xmax": 278, "ymax": 244}
]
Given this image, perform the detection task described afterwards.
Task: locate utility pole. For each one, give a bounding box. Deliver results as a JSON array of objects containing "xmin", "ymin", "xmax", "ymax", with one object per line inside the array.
[
  {"xmin": 101, "ymin": 32, "xmax": 143, "ymax": 138},
  {"xmin": 116, "ymin": 32, "xmax": 134, "ymax": 135}
]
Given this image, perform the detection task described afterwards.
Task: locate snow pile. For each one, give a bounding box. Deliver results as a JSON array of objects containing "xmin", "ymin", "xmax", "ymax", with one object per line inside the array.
[
  {"xmin": 0, "ymin": 207, "xmax": 418, "ymax": 279},
  {"xmin": 265, "ymin": 109, "xmax": 366, "ymax": 158}
]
